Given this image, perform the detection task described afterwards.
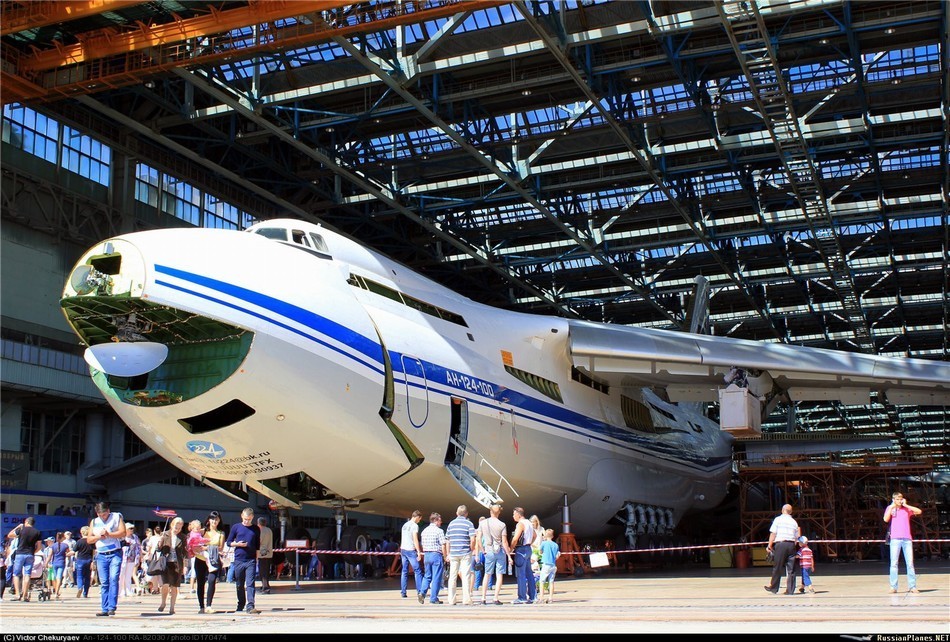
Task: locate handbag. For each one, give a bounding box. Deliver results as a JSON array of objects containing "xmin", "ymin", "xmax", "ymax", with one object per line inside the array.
[
  {"xmin": 146, "ymin": 550, "xmax": 167, "ymax": 576},
  {"xmin": 206, "ymin": 545, "xmax": 220, "ymax": 572},
  {"xmin": 473, "ymin": 561, "xmax": 484, "ymax": 571}
]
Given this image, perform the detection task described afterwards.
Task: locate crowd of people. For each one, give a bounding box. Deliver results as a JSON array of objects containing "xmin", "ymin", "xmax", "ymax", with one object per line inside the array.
[
  {"xmin": 1, "ymin": 491, "xmax": 926, "ymax": 613},
  {"xmin": 1, "ymin": 502, "xmax": 273, "ymax": 616},
  {"xmin": 399, "ymin": 503, "xmax": 561, "ymax": 605}
]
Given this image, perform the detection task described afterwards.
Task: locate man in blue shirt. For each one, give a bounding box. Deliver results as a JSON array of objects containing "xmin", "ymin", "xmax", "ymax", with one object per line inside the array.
[{"xmin": 225, "ymin": 507, "xmax": 261, "ymax": 614}]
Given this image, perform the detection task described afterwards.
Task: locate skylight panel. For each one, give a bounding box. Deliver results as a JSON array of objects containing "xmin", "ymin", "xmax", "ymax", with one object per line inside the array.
[
  {"xmin": 787, "ymin": 59, "xmax": 850, "ymax": 93},
  {"xmin": 865, "ymin": 45, "xmax": 942, "ymax": 83}
]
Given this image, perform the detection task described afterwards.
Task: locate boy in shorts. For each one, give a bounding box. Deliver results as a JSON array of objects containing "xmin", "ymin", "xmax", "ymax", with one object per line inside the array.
[{"xmin": 538, "ymin": 529, "xmax": 560, "ymax": 604}]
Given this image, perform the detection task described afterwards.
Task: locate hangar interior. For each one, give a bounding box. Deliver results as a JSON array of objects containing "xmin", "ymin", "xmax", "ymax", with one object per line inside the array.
[{"xmin": 1, "ymin": 1, "xmax": 947, "ymax": 551}]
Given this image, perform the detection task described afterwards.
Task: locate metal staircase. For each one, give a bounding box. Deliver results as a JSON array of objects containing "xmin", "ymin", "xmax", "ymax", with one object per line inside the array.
[
  {"xmin": 445, "ymin": 436, "xmax": 519, "ymax": 508},
  {"xmin": 717, "ymin": 0, "xmax": 873, "ymax": 353}
]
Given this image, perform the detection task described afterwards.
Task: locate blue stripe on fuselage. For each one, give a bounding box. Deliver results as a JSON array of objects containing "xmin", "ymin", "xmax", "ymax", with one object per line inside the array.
[{"xmin": 154, "ymin": 264, "xmax": 725, "ymax": 469}]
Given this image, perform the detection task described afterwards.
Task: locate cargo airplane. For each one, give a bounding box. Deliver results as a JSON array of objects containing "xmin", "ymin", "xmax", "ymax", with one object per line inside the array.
[{"xmin": 61, "ymin": 219, "xmax": 950, "ymax": 552}]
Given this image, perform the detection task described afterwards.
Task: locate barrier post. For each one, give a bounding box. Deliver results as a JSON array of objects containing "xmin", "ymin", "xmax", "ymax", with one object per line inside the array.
[
  {"xmin": 285, "ymin": 539, "xmax": 309, "ymax": 592},
  {"xmin": 294, "ymin": 550, "xmax": 300, "ymax": 590}
]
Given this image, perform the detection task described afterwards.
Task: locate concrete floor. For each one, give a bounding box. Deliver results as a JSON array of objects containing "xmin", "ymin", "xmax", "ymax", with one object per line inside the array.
[{"xmin": 1, "ymin": 559, "xmax": 947, "ymax": 634}]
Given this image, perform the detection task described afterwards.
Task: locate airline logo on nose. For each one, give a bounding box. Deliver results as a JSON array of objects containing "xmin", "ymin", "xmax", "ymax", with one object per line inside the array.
[{"xmin": 186, "ymin": 441, "xmax": 226, "ymax": 459}]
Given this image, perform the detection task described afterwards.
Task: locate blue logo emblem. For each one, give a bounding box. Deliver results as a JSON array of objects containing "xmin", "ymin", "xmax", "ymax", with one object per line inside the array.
[{"xmin": 186, "ymin": 441, "xmax": 226, "ymax": 459}]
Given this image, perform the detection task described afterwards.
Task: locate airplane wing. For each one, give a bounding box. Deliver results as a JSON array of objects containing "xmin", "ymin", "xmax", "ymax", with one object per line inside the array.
[{"xmin": 567, "ymin": 319, "xmax": 950, "ymax": 406}]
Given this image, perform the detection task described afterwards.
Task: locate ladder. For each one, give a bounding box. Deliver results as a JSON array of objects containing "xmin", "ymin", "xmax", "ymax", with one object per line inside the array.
[
  {"xmin": 445, "ymin": 436, "xmax": 519, "ymax": 508},
  {"xmin": 717, "ymin": 0, "xmax": 873, "ymax": 352}
]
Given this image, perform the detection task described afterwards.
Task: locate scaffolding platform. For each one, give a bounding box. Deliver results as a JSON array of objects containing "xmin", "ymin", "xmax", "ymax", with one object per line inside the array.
[{"xmin": 737, "ymin": 456, "xmax": 944, "ymax": 560}]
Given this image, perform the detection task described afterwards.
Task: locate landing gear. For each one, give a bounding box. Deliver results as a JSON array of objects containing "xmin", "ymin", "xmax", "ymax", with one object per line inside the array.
[
  {"xmin": 316, "ymin": 503, "xmax": 373, "ymax": 575},
  {"xmin": 340, "ymin": 525, "xmax": 372, "ymax": 565}
]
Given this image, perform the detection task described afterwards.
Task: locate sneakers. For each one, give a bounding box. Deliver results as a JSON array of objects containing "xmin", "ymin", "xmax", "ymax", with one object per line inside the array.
[
  {"xmin": 512, "ymin": 599, "xmax": 529, "ymax": 604},
  {"xmin": 246, "ymin": 608, "xmax": 261, "ymax": 614},
  {"xmin": 417, "ymin": 593, "xmax": 425, "ymax": 604},
  {"xmin": 198, "ymin": 608, "xmax": 205, "ymax": 614},
  {"xmin": 807, "ymin": 587, "xmax": 815, "ymax": 594},
  {"xmin": 429, "ymin": 599, "xmax": 443, "ymax": 604},
  {"xmin": 909, "ymin": 588, "xmax": 920, "ymax": 594},
  {"xmin": 95, "ymin": 612, "xmax": 110, "ymax": 617},
  {"xmin": 205, "ymin": 608, "xmax": 217, "ymax": 614},
  {"xmin": 763, "ymin": 586, "xmax": 778, "ymax": 594}
]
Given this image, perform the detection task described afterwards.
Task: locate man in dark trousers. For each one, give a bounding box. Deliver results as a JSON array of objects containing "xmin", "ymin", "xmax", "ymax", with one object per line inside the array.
[
  {"xmin": 7, "ymin": 516, "xmax": 42, "ymax": 601},
  {"xmin": 256, "ymin": 517, "xmax": 273, "ymax": 594},
  {"xmin": 226, "ymin": 507, "xmax": 261, "ymax": 614},
  {"xmin": 764, "ymin": 504, "xmax": 800, "ymax": 595}
]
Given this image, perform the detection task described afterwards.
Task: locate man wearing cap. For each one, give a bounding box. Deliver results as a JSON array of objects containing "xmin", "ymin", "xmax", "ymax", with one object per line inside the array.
[{"xmin": 63, "ymin": 531, "xmax": 76, "ymax": 590}]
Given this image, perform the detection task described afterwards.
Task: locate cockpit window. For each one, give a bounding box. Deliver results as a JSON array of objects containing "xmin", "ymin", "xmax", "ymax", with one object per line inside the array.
[
  {"xmin": 254, "ymin": 226, "xmax": 332, "ymax": 260},
  {"xmin": 291, "ymin": 229, "xmax": 309, "ymax": 246},
  {"xmin": 255, "ymin": 228, "xmax": 287, "ymax": 241},
  {"xmin": 309, "ymin": 233, "xmax": 328, "ymax": 253}
]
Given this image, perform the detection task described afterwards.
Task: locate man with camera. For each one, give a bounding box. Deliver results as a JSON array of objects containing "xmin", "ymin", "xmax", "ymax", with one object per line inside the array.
[{"xmin": 883, "ymin": 492, "xmax": 923, "ymax": 593}]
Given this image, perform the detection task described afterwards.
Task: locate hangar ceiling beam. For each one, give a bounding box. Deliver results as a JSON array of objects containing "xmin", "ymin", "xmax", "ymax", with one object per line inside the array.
[
  {"xmin": 20, "ymin": 1, "xmax": 354, "ymax": 71},
  {"xmin": 327, "ymin": 16, "xmax": 684, "ymax": 326},
  {"xmin": 941, "ymin": 0, "xmax": 950, "ymax": 361},
  {"xmin": 0, "ymin": 0, "xmax": 143, "ymax": 36},
  {"xmin": 2, "ymin": 0, "xmax": 505, "ymax": 105},
  {"xmin": 166, "ymin": 65, "xmax": 568, "ymax": 314},
  {"xmin": 515, "ymin": 0, "xmax": 781, "ymax": 337},
  {"xmin": 716, "ymin": 0, "xmax": 874, "ymax": 352}
]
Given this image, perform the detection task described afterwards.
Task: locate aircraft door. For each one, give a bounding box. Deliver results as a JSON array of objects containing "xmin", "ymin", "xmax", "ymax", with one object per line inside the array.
[
  {"xmin": 401, "ymin": 355, "xmax": 429, "ymax": 428},
  {"xmin": 446, "ymin": 397, "xmax": 469, "ymax": 466}
]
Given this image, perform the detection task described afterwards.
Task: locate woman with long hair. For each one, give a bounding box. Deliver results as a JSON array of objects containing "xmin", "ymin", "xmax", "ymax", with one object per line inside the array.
[
  {"xmin": 201, "ymin": 511, "xmax": 225, "ymax": 613},
  {"xmin": 157, "ymin": 517, "xmax": 186, "ymax": 615}
]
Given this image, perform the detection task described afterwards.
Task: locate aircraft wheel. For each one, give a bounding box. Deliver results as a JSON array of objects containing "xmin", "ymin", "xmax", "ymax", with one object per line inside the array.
[
  {"xmin": 341, "ymin": 525, "xmax": 372, "ymax": 565},
  {"xmin": 315, "ymin": 525, "xmax": 339, "ymax": 569}
]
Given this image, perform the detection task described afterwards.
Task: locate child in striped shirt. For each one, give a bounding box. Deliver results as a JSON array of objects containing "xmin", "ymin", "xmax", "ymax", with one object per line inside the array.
[{"xmin": 797, "ymin": 536, "xmax": 815, "ymax": 594}]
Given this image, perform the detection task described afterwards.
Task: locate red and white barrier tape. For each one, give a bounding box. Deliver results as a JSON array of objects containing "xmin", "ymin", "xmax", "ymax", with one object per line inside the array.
[{"xmin": 273, "ymin": 538, "xmax": 950, "ymax": 557}]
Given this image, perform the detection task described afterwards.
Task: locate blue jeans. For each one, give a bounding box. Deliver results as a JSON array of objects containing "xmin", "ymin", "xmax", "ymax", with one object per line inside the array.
[
  {"xmin": 514, "ymin": 545, "xmax": 536, "ymax": 602},
  {"xmin": 889, "ymin": 538, "xmax": 916, "ymax": 590},
  {"xmin": 96, "ymin": 551, "xmax": 123, "ymax": 613},
  {"xmin": 75, "ymin": 558, "xmax": 92, "ymax": 597},
  {"xmin": 419, "ymin": 552, "xmax": 444, "ymax": 603},
  {"xmin": 801, "ymin": 567, "xmax": 812, "ymax": 587},
  {"xmin": 400, "ymin": 549, "xmax": 422, "ymax": 596},
  {"xmin": 232, "ymin": 558, "xmax": 256, "ymax": 611}
]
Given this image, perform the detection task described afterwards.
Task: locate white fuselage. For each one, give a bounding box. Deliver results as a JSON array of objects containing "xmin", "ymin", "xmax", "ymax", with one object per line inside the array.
[{"xmin": 62, "ymin": 220, "xmax": 732, "ymax": 539}]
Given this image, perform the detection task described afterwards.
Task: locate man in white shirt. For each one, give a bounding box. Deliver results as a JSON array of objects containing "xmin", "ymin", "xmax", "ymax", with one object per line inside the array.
[
  {"xmin": 764, "ymin": 504, "xmax": 800, "ymax": 595},
  {"xmin": 86, "ymin": 501, "xmax": 127, "ymax": 616},
  {"xmin": 398, "ymin": 510, "xmax": 423, "ymax": 600}
]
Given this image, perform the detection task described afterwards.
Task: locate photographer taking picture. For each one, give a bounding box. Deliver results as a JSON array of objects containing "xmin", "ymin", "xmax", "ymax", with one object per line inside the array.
[{"xmin": 883, "ymin": 491, "xmax": 923, "ymax": 594}]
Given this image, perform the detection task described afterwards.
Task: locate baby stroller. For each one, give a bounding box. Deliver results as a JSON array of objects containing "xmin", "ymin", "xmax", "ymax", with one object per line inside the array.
[{"xmin": 30, "ymin": 552, "xmax": 52, "ymax": 601}]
